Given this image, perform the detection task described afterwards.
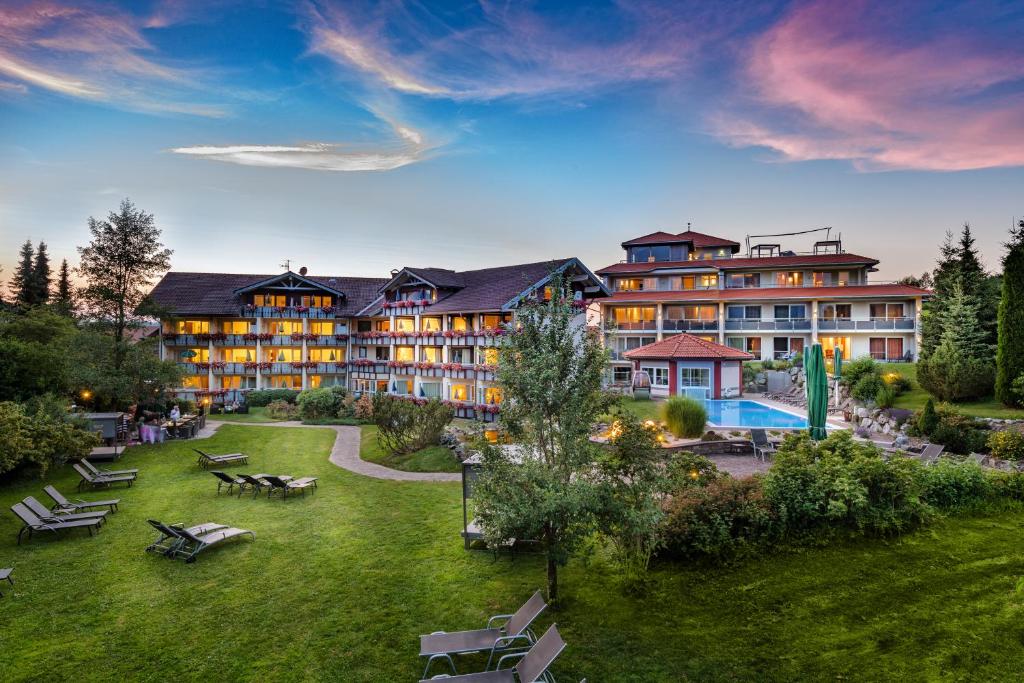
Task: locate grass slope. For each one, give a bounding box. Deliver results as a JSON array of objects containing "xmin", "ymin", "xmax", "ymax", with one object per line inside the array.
[
  {"xmin": 1, "ymin": 426, "xmax": 1024, "ymax": 680},
  {"xmin": 888, "ymin": 363, "xmax": 1024, "ymax": 419},
  {"xmin": 359, "ymin": 425, "xmax": 460, "ymax": 473}
]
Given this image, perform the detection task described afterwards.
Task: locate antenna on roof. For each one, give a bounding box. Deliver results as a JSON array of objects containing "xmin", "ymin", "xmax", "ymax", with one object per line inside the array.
[
  {"xmin": 687, "ymin": 222, "xmax": 692, "ymax": 230},
  {"xmin": 280, "ymin": 259, "xmax": 291, "ymax": 272}
]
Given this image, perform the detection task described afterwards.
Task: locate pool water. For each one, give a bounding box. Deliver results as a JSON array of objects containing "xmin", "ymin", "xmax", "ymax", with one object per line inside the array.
[{"xmin": 703, "ymin": 400, "xmax": 809, "ymax": 429}]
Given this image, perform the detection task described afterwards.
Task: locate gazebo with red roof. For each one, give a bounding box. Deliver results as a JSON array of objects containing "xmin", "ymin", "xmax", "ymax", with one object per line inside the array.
[{"xmin": 624, "ymin": 333, "xmax": 754, "ymax": 399}]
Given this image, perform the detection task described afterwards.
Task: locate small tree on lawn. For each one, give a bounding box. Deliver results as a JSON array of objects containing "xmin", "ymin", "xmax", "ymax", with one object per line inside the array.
[
  {"xmin": 77, "ymin": 199, "xmax": 172, "ymax": 370},
  {"xmin": 474, "ymin": 274, "xmax": 614, "ymax": 602},
  {"xmin": 918, "ymin": 284, "xmax": 994, "ymax": 401},
  {"xmin": 996, "ymin": 221, "xmax": 1024, "ymax": 406}
]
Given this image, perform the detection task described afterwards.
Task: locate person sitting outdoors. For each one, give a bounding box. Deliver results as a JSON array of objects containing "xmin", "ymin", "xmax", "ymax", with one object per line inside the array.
[{"xmin": 169, "ymin": 404, "xmax": 181, "ymax": 422}]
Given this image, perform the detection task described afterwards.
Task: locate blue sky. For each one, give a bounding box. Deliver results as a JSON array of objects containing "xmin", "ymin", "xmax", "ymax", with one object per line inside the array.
[{"xmin": 2, "ymin": 0, "xmax": 1023, "ymax": 283}]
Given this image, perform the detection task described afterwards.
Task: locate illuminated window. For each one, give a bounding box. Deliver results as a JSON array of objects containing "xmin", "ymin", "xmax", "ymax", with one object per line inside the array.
[
  {"xmin": 450, "ymin": 384, "xmax": 470, "ymax": 401},
  {"xmin": 176, "ymin": 320, "xmax": 209, "ymax": 334},
  {"xmin": 222, "ymin": 348, "xmax": 253, "ymax": 362},
  {"xmin": 421, "ymin": 317, "xmax": 442, "ymax": 332},
  {"xmin": 308, "ymin": 348, "xmax": 344, "ymax": 362},
  {"xmin": 267, "ymin": 375, "xmax": 302, "ymax": 389},
  {"xmin": 482, "ymin": 348, "xmax": 499, "ymax": 364},
  {"xmin": 309, "ymin": 322, "xmax": 334, "ymax": 335},
  {"xmin": 374, "ymin": 319, "xmax": 391, "ymax": 332},
  {"xmin": 221, "ymin": 376, "xmax": 256, "ymax": 389},
  {"xmin": 542, "ymin": 286, "xmax": 553, "ymax": 300},
  {"xmin": 483, "ymin": 387, "xmax": 502, "ymax": 404},
  {"xmin": 395, "ymin": 318, "xmax": 415, "ymax": 332},
  {"xmin": 181, "ymin": 375, "xmax": 209, "ymax": 389},
  {"xmin": 220, "ymin": 321, "xmax": 249, "ymax": 334},
  {"xmin": 481, "ymin": 314, "xmax": 503, "ymax": 329},
  {"xmin": 267, "ymin": 347, "xmax": 302, "ymax": 362},
  {"xmin": 268, "ymin": 320, "xmax": 302, "ymax": 335},
  {"xmin": 611, "ymin": 307, "xmax": 655, "ymax": 324},
  {"xmin": 395, "ymin": 346, "xmax": 415, "ymax": 362},
  {"xmin": 181, "ymin": 347, "xmax": 209, "ymax": 362},
  {"xmin": 774, "ymin": 271, "xmax": 804, "ymax": 287},
  {"xmin": 300, "ymin": 295, "xmax": 332, "ymax": 307},
  {"xmin": 450, "ymin": 316, "xmax": 469, "ymax": 331},
  {"xmin": 254, "ymin": 294, "xmax": 286, "ymax": 307},
  {"xmin": 421, "ymin": 346, "xmax": 442, "ymax": 363}
]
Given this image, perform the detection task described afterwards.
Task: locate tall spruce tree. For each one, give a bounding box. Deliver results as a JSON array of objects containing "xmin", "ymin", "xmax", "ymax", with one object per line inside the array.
[
  {"xmin": 996, "ymin": 220, "xmax": 1024, "ymax": 406},
  {"xmin": 10, "ymin": 240, "xmax": 36, "ymax": 307},
  {"xmin": 920, "ymin": 231, "xmax": 958, "ymax": 357},
  {"xmin": 918, "ymin": 283, "xmax": 995, "ymax": 400},
  {"xmin": 32, "ymin": 241, "xmax": 51, "ymax": 305},
  {"xmin": 55, "ymin": 258, "xmax": 75, "ymax": 316}
]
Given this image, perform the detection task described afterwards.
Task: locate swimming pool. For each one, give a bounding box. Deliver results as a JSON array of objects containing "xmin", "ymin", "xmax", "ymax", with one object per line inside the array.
[{"xmin": 703, "ymin": 400, "xmax": 809, "ymax": 429}]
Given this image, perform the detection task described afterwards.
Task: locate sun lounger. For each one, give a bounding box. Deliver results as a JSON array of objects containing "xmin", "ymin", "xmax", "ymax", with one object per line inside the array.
[
  {"xmin": 145, "ymin": 520, "xmax": 229, "ymax": 556},
  {"xmin": 419, "ymin": 624, "xmax": 566, "ymax": 683},
  {"xmin": 10, "ymin": 502, "xmax": 103, "ymax": 544},
  {"xmin": 262, "ymin": 475, "xmax": 318, "ymax": 498},
  {"xmin": 210, "ymin": 471, "xmax": 246, "ymax": 494},
  {"xmin": 145, "ymin": 520, "xmax": 254, "ymax": 563},
  {"xmin": 420, "ymin": 590, "xmax": 547, "ymax": 678},
  {"xmin": 22, "ymin": 497, "xmax": 107, "ymax": 526},
  {"xmin": 750, "ymin": 429, "xmax": 776, "ymax": 462},
  {"xmin": 81, "ymin": 458, "xmax": 138, "ymax": 478},
  {"xmin": 73, "ymin": 463, "xmax": 135, "ymax": 491},
  {"xmin": 919, "ymin": 443, "xmax": 945, "ymax": 465},
  {"xmin": 44, "ymin": 485, "xmax": 119, "ymax": 513},
  {"xmin": 194, "ymin": 449, "xmax": 248, "ymax": 469},
  {"xmin": 0, "ymin": 567, "xmax": 12, "ymax": 597}
]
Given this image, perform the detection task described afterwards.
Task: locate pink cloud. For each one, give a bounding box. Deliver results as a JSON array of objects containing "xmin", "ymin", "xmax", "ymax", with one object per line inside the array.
[{"xmin": 711, "ymin": 0, "xmax": 1024, "ymax": 171}]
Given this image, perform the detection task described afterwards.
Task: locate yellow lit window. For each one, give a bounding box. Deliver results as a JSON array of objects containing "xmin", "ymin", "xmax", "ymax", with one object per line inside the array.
[
  {"xmin": 542, "ymin": 286, "xmax": 553, "ymax": 300},
  {"xmin": 774, "ymin": 271, "xmax": 804, "ymax": 287},
  {"xmin": 220, "ymin": 321, "xmax": 249, "ymax": 334},
  {"xmin": 254, "ymin": 294, "xmax": 287, "ymax": 307},
  {"xmin": 395, "ymin": 346, "xmax": 415, "ymax": 362},
  {"xmin": 483, "ymin": 387, "xmax": 502, "ymax": 404},
  {"xmin": 375, "ymin": 320, "xmax": 391, "ymax": 332},
  {"xmin": 222, "ymin": 348, "xmax": 254, "ymax": 363},
  {"xmin": 309, "ymin": 322, "xmax": 335, "ymax": 335},
  {"xmin": 220, "ymin": 376, "xmax": 255, "ymax": 389},
  {"xmin": 450, "ymin": 384, "xmax": 470, "ymax": 401},
  {"xmin": 421, "ymin": 346, "xmax": 441, "ymax": 363},
  {"xmin": 181, "ymin": 375, "xmax": 209, "ymax": 389},
  {"xmin": 481, "ymin": 314, "xmax": 502, "ymax": 329},
  {"xmin": 182, "ymin": 348, "xmax": 209, "ymax": 362},
  {"xmin": 395, "ymin": 318, "xmax": 415, "ymax": 332},
  {"xmin": 421, "ymin": 317, "xmax": 441, "ymax": 332},
  {"xmin": 301, "ymin": 295, "xmax": 332, "ymax": 307},
  {"xmin": 308, "ymin": 348, "xmax": 344, "ymax": 362},
  {"xmin": 268, "ymin": 320, "xmax": 302, "ymax": 335},
  {"xmin": 450, "ymin": 316, "xmax": 469, "ymax": 331},
  {"xmin": 268, "ymin": 375, "xmax": 301, "ymax": 389},
  {"xmin": 267, "ymin": 347, "xmax": 302, "ymax": 362},
  {"xmin": 176, "ymin": 320, "xmax": 210, "ymax": 334},
  {"xmin": 482, "ymin": 348, "xmax": 498, "ymax": 364}
]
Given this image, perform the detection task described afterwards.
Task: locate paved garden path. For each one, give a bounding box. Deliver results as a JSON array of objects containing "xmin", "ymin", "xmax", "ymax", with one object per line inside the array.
[{"xmin": 201, "ymin": 420, "xmax": 460, "ymax": 483}]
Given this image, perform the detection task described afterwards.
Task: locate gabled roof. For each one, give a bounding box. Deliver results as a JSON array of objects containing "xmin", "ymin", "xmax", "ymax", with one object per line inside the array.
[
  {"xmin": 621, "ymin": 231, "xmax": 683, "ymax": 247},
  {"xmin": 147, "ymin": 272, "xmax": 388, "ymax": 317},
  {"xmin": 621, "ymin": 229, "xmax": 741, "ymax": 252},
  {"xmin": 379, "ymin": 267, "xmax": 466, "ymax": 293},
  {"xmin": 597, "ymin": 252, "xmax": 879, "ymax": 275},
  {"xmin": 233, "ymin": 271, "xmax": 348, "ymax": 297},
  {"xmin": 624, "ymin": 333, "xmax": 754, "ymax": 361}
]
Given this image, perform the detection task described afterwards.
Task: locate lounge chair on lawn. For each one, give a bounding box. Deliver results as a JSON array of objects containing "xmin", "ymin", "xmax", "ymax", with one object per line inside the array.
[
  {"xmin": 262, "ymin": 475, "xmax": 318, "ymax": 499},
  {"xmin": 0, "ymin": 568, "xmax": 12, "ymax": 597},
  {"xmin": 146, "ymin": 520, "xmax": 255, "ymax": 563},
  {"xmin": 44, "ymin": 485, "xmax": 119, "ymax": 513},
  {"xmin": 73, "ymin": 463, "xmax": 135, "ymax": 491},
  {"xmin": 919, "ymin": 443, "xmax": 945, "ymax": 465},
  {"xmin": 750, "ymin": 429, "xmax": 777, "ymax": 462},
  {"xmin": 237, "ymin": 473, "xmax": 275, "ymax": 496},
  {"xmin": 81, "ymin": 458, "xmax": 138, "ymax": 478},
  {"xmin": 419, "ymin": 623, "xmax": 566, "ymax": 683},
  {"xmin": 211, "ymin": 471, "xmax": 246, "ymax": 495},
  {"xmin": 194, "ymin": 448, "xmax": 248, "ymax": 469},
  {"xmin": 145, "ymin": 520, "xmax": 228, "ymax": 556},
  {"xmin": 23, "ymin": 497, "xmax": 107, "ymax": 526},
  {"xmin": 419, "ymin": 590, "xmax": 547, "ymax": 678},
  {"xmin": 10, "ymin": 502, "xmax": 103, "ymax": 544}
]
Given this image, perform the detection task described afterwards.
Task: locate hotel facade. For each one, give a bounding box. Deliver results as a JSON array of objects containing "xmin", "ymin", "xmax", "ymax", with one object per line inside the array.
[{"xmin": 148, "ymin": 229, "xmax": 928, "ymax": 406}]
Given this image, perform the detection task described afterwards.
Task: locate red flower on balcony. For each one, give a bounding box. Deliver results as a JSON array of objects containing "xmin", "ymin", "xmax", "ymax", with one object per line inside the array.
[
  {"xmin": 295, "ymin": 306, "xmax": 309, "ymax": 313},
  {"xmin": 334, "ymin": 334, "xmax": 349, "ymax": 341},
  {"xmin": 211, "ymin": 361, "xmax": 226, "ymax": 370},
  {"xmin": 195, "ymin": 362, "xmax": 211, "ymax": 370},
  {"xmin": 321, "ymin": 305, "xmax": 335, "ymax": 314},
  {"xmin": 474, "ymin": 363, "xmax": 497, "ymax": 373},
  {"xmin": 290, "ymin": 332, "xmax": 305, "ymax": 341}
]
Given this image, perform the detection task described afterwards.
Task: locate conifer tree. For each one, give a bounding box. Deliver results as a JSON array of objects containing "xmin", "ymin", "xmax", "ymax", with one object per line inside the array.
[
  {"xmin": 32, "ymin": 241, "xmax": 51, "ymax": 304},
  {"xmin": 10, "ymin": 240, "xmax": 36, "ymax": 307},
  {"xmin": 918, "ymin": 284, "xmax": 994, "ymax": 400},
  {"xmin": 55, "ymin": 258, "xmax": 75, "ymax": 316},
  {"xmin": 920, "ymin": 231, "xmax": 957, "ymax": 357},
  {"xmin": 996, "ymin": 220, "xmax": 1024, "ymax": 406}
]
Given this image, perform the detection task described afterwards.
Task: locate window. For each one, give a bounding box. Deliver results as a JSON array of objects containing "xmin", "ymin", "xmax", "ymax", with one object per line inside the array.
[
  {"xmin": 450, "ymin": 383, "xmax": 471, "ymax": 401},
  {"xmin": 309, "ymin": 322, "xmax": 334, "ymax": 335},
  {"xmin": 727, "ymin": 305, "xmax": 761, "ymax": 320},
  {"xmin": 394, "ymin": 346, "xmax": 414, "ymax": 362},
  {"xmin": 374, "ymin": 319, "xmax": 391, "ymax": 332},
  {"xmin": 612, "ymin": 367, "xmax": 631, "ymax": 383},
  {"xmin": 613, "ymin": 336, "xmax": 656, "ymax": 353},
  {"xmin": 481, "ymin": 348, "xmax": 499, "ymax": 364},
  {"xmin": 773, "ymin": 304, "xmax": 806, "ymax": 320},
  {"xmin": 358, "ymin": 347, "xmax": 367, "ymax": 359},
  {"xmin": 774, "ymin": 271, "xmax": 804, "ymax": 287},
  {"xmin": 449, "ymin": 315, "xmax": 470, "ymax": 331},
  {"xmin": 221, "ymin": 321, "xmax": 249, "ymax": 334},
  {"xmin": 481, "ymin": 314, "xmax": 508, "ymax": 329},
  {"xmin": 267, "ymin": 320, "xmax": 302, "ymax": 335},
  {"xmin": 869, "ymin": 303, "xmax": 905, "ymax": 320},
  {"xmin": 483, "ymin": 387, "xmax": 502, "ymax": 404},
  {"xmin": 357, "ymin": 320, "xmax": 372, "ymax": 333},
  {"xmin": 310, "ymin": 375, "xmax": 345, "ymax": 388},
  {"xmin": 299, "ymin": 295, "xmax": 332, "ymax": 308},
  {"xmin": 641, "ymin": 366, "xmax": 669, "ymax": 387},
  {"xmin": 267, "ymin": 375, "xmax": 301, "ymax": 389},
  {"xmin": 222, "ymin": 348, "xmax": 253, "ymax": 363},
  {"xmin": 394, "ymin": 317, "xmax": 415, "ymax": 332},
  {"xmin": 253, "ymin": 294, "xmax": 286, "ymax": 307},
  {"xmin": 182, "ymin": 347, "xmax": 209, "ymax": 362},
  {"xmin": 812, "ymin": 271, "xmax": 850, "ymax": 287},
  {"xmin": 664, "ymin": 305, "xmax": 716, "ymax": 321},
  {"xmin": 375, "ymin": 347, "xmax": 390, "ymax": 361},
  {"xmin": 611, "ymin": 307, "xmax": 656, "ymax": 326},
  {"xmin": 355, "ymin": 379, "xmax": 375, "ymax": 394},
  {"xmin": 450, "ymin": 347, "xmax": 472, "ymax": 364},
  {"xmin": 392, "ymin": 379, "xmax": 413, "ymax": 395},
  {"xmin": 679, "ymin": 367, "xmax": 710, "ymax": 387},
  {"xmin": 820, "ymin": 304, "xmax": 852, "ymax": 320},
  {"xmin": 420, "ymin": 382, "xmax": 441, "ymax": 399},
  {"xmin": 421, "ymin": 317, "xmax": 442, "ymax": 332},
  {"xmin": 221, "ymin": 376, "xmax": 256, "ymax": 389},
  {"xmin": 773, "ymin": 337, "xmax": 804, "ymax": 358},
  {"xmin": 176, "ymin": 320, "xmax": 209, "ymax": 334},
  {"xmin": 181, "ymin": 375, "xmax": 209, "ymax": 389},
  {"xmin": 869, "ymin": 337, "xmax": 904, "ymax": 360},
  {"xmin": 726, "ymin": 273, "xmax": 760, "ymax": 288},
  {"xmin": 421, "ymin": 346, "xmax": 442, "ymax": 363},
  {"xmin": 727, "ymin": 337, "xmax": 761, "ymax": 354},
  {"xmin": 308, "ymin": 348, "xmax": 344, "ymax": 362},
  {"xmin": 267, "ymin": 347, "xmax": 301, "ymax": 362}
]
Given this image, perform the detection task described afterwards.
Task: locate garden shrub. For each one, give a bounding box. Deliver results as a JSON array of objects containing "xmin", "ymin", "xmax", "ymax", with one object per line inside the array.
[
  {"xmin": 371, "ymin": 394, "xmax": 454, "ymax": 455},
  {"xmin": 660, "ymin": 477, "xmax": 778, "ymax": 560},
  {"xmin": 851, "ymin": 373, "xmax": 884, "ymax": 402},
  {"xmin": 874, "ymin": 385, "xmax": 896, "ymax": 409},
  {"xmin": 917, "ymin": 398, "xmax": 939, "ymax": 436},
  {"xmin": 665, "ymin": 451, "xmax": 721, "ymax": 489},
  {"xmin": 662, "ymin": 397, "xmax": 707, "ymax": 438},
  {"xmin": 916, "ymin": 459, "xmax": 991, "ymax": 510},
  {"xmin": 265, "ymin": 399, "xmax": 298, "ymax": 420},
  {"xmin": 918, "ymin": 352, "xmax": 994, "ymax": 402},
  {"xmin": 296, "ymin": 387, "xmax": 344, "ymax": 420},
  {"xmin": 0, "ymin": 401, "xmax": 98, "ymax": 477},
  {"xmin": 246, "ymin": 389, "xmax": 300, "ymax": 407},
  {"xmin": 929, "ymin": 406, "xmax": 989, "ymax": 454},
  {"xmin": 353, "ymin": 393, "xmax": 374, "ymax": 420},
  {"xmin": 882, "ymin": 372, "xmax": 912, "ymax": 394},
  {"xmin": 988, "ymin": 430, "xmax": 1024, "ymax": 461},
  {"xmin": 841, "ymin": 356, "xmax": 879, "ymax": 388}
]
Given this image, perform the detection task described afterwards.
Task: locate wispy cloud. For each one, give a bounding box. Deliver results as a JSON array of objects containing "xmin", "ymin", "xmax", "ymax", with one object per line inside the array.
[
  {"xmin": 710, "ymin": 0, "xmax": 1024, "ymax": 171},
  {"xmin": 302, "ymin": 1, "xmax": 741, "ymax": 101},
  {"xmin": 170, "ymin": 117, "xmax": 431, "ymax": 172},
  {"xmin": 0, "ymin": 1, "xmax": 227, "ymax": 116}
]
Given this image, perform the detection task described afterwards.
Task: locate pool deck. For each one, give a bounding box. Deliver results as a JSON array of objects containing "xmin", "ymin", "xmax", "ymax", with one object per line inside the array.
[{"xmin": 743, "ymin": 395, "xmax": 849, "ymax": 430}]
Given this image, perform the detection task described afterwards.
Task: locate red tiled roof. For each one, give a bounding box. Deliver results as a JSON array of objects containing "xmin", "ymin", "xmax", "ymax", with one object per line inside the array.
[
  {"xmin": 604, "ymin": 284, "xmax": 930, "ymax": 304},
  {"xmin": 596, "ymin": 252, "xmax": 879, "ymax": 275},
  {"xmin": 620, "ymin": 229, "xmax": 741, "ymax": 250},
  {"xmin": 624, "ymin": 333, "xmax": 754, "ymax": 361},
  {"xmin": 621, "ymin": 231, "xmax": 683, "ymax": 246}
]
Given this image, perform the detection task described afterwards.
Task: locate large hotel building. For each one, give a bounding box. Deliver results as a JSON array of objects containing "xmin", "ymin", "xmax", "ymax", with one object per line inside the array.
[{"xmin": 148, "ymin": 229, "xmax": 928, "ymax": 408}]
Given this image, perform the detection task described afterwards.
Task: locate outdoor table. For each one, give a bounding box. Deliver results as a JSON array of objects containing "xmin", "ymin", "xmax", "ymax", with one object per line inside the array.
[{"xmin": 87, "ymin": 446, "xmax": 122, "ymax": 463}]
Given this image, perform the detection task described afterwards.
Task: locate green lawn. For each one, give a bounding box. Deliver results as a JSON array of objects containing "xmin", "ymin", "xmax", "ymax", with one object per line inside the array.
[
  {"xmin": 359, "ymin": 424, "xmax": 461, "ymax": 473},
  {"xmin": 3, "ymin": 425, "xmax": 1024, "ymax": 680},
  {"xmin": 611, "ymin": 397, "xmax": 663, "ymax": 422},
  {"xmin": 209, "ymin": 406, "xmax": 290, "ymax": 423},
  {"xmin": 887, "ymin": 363, "xmax": 1024, "ymax": 419}
]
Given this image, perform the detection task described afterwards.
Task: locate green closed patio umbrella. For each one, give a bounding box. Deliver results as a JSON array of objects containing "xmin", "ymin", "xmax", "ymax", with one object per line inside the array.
[
  {"xmin": 833, "ymin": 348, "xmax": 843, "ymax": 408},
  {"xmin": 805, "ymin": 343, "xmax": 829, "ymax": 440}
]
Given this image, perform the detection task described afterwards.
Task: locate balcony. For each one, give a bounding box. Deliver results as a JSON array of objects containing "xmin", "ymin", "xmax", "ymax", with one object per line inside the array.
[
  {"xmin": 608, "ymin": 321, "xmax": 657, "ymax": 331},
  {"xmin": 241, "ymin": 305, "xmax": 340, "ymax": 319},
  {"xmin": 662, "ymin": 320, "xmax": 719, "ymax": 332},
  {"xmin": 350, "ymin": 360, "xmax": 389, "ymax": 375},
  {"xmin": 725, "ymin": 318, "xmax": 812, "ymax": 331},
  {"xmin": 818, "ymin": 317, "xmax": 915, "ymax": 331}
]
